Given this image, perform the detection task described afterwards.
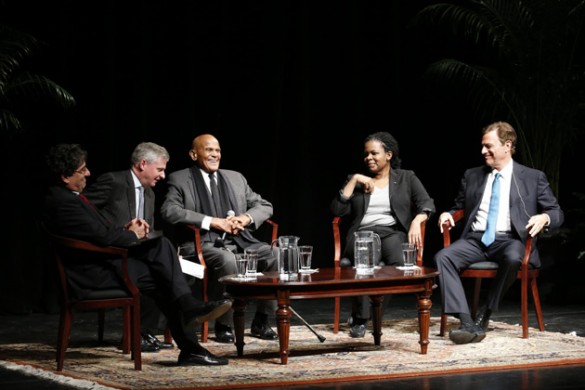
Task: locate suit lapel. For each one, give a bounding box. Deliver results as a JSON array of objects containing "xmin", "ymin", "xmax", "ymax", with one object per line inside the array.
[{"xmin": 125, "ymin": 171, "xmax": 137, "ymax": 219}]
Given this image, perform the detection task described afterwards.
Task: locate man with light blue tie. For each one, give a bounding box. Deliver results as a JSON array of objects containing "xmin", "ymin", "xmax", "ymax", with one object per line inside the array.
[{"xmin": 434, "ymin": 121, "xmax": 563, "ymax": 345}]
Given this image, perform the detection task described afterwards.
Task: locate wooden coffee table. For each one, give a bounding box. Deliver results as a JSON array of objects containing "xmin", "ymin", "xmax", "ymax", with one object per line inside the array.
[{"xmin": 219, "ymin": 265, "xmax": 439, "ymax": 364}]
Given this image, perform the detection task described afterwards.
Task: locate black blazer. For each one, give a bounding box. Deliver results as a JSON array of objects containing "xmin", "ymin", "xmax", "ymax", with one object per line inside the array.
[
  {"xmin": 43, "ymin": 185, "xmax": 143, "ymax": 298},
  {"xmin": 330, "ymin": 169, "xmax": 435, "ymax": 247},
  {"xmin": 83, "ymin": 170, "xmax": 155, "ymax": 227}
]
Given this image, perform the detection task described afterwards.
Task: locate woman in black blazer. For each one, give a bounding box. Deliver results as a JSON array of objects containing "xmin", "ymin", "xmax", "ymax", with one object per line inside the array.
[{"xmin": 330, "ymin": 131, "xmax": 435, "ymax": 338}]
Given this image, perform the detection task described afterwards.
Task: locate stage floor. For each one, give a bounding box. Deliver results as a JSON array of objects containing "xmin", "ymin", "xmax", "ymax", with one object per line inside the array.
[{"xmin": 2, "ymin": 289, "xmax": 585, "ymax": 389}]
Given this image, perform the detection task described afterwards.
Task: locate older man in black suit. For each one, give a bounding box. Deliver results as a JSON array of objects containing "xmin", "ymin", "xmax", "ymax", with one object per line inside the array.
[
  {"xmin": 43, "ymin": 143, "xmax": 232, "ymax": 366},
  {"xmin": 434, "ymin": 121, "xmax": 564, "ymax": 345}
]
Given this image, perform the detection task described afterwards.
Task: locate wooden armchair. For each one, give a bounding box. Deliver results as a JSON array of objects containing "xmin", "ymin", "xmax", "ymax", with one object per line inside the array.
[
  {"xmin": 438, "ymin": 209, "xmax": 544, "ymax": 338},
  {"xmin": 332, "ymin": 216, "xmax": 427, "ymax": 333},
  {"xmin": 184, "ymin": 219, "xmax": 279, "ymax": 342},
  {"xmin": 46, "ymin": 232, "xmax": 142, "ymax": 371}
]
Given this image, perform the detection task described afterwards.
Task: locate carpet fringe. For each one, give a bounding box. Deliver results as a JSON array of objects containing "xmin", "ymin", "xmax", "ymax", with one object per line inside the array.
[{"xmin": 0, "ymin": 360, "xmax": 117, "ymax": 390}]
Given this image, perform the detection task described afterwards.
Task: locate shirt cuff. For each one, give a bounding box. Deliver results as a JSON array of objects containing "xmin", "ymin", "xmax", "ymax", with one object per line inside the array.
[
  {"xmin": 202, "ymin": 216, "xmax": 212, "ymax": 230},
  {"xmin": 245, "ymin": 213, "xmax": 254, "ymax": 226}
]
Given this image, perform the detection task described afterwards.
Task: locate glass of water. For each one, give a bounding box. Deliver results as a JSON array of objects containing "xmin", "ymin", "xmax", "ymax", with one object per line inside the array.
[
  {"xmin": 402, "ymin": 242, "xmax": 417, "ymax": 268},
  {"xmin": 298, "ymin": 245, "xmax": 313, "ymax": 272},
  {"xmin": 235, "ymin": 257, "xmax": 248, "ymax": 279},
  {"xmin": 244, "ymin": 248, "xmax": 258, "ymax": 277}
]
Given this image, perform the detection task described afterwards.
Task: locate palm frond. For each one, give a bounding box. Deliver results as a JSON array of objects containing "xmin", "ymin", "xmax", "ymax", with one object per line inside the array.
[
  {"xmin": 0, "ymin": 25, "xmax": 39, "ymax": 83},
  {"xmin": 0, "ymin": 23, "xmax": 75, "ymax": 133},
  {"xmin": 6, "ymin": 72, "xmax": 76, "ymax": 107}
]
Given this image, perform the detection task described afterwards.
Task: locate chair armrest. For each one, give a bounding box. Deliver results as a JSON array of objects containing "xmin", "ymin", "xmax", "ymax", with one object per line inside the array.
[
  {"xmin": 185, "ymin": 225, "xmax": 206, "ymax": 267},
  {"xmin": 332, "ymin": 217, "xmax": 342, "ymax": 263},
  {"xmin": 417, "ymin": 219, "xmax": 426, "ymax": 266},
  {"xmin": 51, "ymin": 234, "xmax": 128, "ymax": 256},
  {"xmin": 265, "ymin": 219, "xmax": 279, "ymax": 242},
  {"xmin": 50, "ymin": 234, "xmax": 140, "ymax": 298},
  {"xmin": 522, "ymin": 236, "xmax": 533, "ymax": 266},
  {"xmin": 442, "ymin": 209, "xmax": 465, "ymax": 248}
]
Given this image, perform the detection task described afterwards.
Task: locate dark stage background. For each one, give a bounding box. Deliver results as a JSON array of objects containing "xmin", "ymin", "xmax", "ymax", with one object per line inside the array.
[{"xmin": 1, "ymin": 1, "xmax": 582, "ymax": 313}]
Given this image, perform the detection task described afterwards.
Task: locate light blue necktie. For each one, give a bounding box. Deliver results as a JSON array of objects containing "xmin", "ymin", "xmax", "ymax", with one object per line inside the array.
[
  {"xmin": 137, "ymin": 186, "xmax": 144, "ymax": 219},
  {"xmin": 481, "ymin": 173, "xmax": 501, "ymax": 246}
]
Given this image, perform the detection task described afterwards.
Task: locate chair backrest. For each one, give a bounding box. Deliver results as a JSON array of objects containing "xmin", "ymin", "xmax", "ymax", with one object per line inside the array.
[{"xmin": 332, "ymin": 217, "xmax": 427, "ymax": 267}]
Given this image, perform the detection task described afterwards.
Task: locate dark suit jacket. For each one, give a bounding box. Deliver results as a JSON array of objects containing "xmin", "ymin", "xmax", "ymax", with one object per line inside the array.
[
  {"xmin": 330, "ymin": 169, "xmax": 435, "ymax": 250},
  {"xmin": 449, "ymin": 161, "xmax": 564, "ymax": 266},
  {"xmin": 43, "ymin": 185, "xmax": 143, "ymax": 298},
  {"xmin": 83, "ymin": 170, "xmax": 155, "ymax": 227}
]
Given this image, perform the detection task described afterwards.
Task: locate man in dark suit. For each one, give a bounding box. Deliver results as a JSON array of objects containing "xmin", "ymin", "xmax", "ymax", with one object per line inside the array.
[
  {"xmin": 161, "ymin": 134, "xmax": 278, "ymax": 343},
  {"xmin": 43, "ymin": 143, "xmax": 232, "ymax": 366},
  {"xmin": 83, "ymin": 142, "xmax": 172, "ymax": 352},
  {"xmin": 434, "ymin": 121, "xmax": 564, "ymax": 345}
]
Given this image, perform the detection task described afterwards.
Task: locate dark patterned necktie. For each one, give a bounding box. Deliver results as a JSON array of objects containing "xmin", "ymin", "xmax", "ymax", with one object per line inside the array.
[{"xmin": 209, "ymin": 173, "xmax": 221, "ymax": 217}]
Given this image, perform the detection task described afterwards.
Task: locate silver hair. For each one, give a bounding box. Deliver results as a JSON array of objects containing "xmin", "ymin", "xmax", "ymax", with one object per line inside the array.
[{"xmin": 130, "ymin": 142, "xmax": 170, "ymax": 165}]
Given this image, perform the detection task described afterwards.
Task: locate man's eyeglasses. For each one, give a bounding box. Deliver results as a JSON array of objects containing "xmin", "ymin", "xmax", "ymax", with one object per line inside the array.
[{"xmin": 74, "ymin": 166, "xmax": 89, "ymax": 175}]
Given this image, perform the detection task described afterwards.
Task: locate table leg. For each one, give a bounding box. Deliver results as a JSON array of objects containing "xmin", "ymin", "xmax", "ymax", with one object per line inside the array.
[
  {"xmin": 233, "ymin": 299, "xmax": 247, "ymax": 357},
  {"xmin": 370, "ymin": 295, "xmax": 384, "ymax": 345},
  {"xmin": 416, "ymin": 279, "xmax": 433, "ymax": 354},
  {"xmin": 276, "ymin": 290, "xmax": 291, "ymax": 364}
]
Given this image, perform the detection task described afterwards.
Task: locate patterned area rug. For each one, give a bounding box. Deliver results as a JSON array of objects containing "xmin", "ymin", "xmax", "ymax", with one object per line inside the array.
[{"xmin": 2, "ymin": 317, "xmax": 585, "ymax": 390}]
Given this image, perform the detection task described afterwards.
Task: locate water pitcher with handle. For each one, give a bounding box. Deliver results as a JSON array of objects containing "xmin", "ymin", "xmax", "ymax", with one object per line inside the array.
[
  {"xmin": 271, "ymin": 235, "xmax": 300, "ymax": 280},
  {"xmin": 353, "ymin": 230, "xmax": 381, "ymax": 275}
]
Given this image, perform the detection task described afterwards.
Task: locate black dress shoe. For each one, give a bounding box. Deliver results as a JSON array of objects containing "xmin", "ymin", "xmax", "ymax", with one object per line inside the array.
[
  {"xmin": 448, "ymin": 324, "xmax": 486, "ymax": 345},
  {"xmin": 349, "ymin": 323, "xmax": 367, "ymax": 338},
  {"xmin": 348, "ymin": 316, "xmax": 368, "ymax": 338},
  {"xmin": 474, "ymin": 308, "xmax": 492, "ymax": 331},
  {"xmin": 250, "ymin": 317, "xmax": 278, "ymax": 340},
  {"xmin": 177, "ymin": 348, "xmax": 228, "ymax": 366},
  {"xmin": 184, "ymin": 299, "xmax": 233, "ymax": 329},
  {"xmin": 214, "ymin": 322, "xmax": 234, "ymax": 343},
  {"xmin": 140, "ymin": 334, "xmax": 160, "ymax": 353},
  {"xmin": 142, "ymin": 332, "xmax": 173, "ymax": 349}
]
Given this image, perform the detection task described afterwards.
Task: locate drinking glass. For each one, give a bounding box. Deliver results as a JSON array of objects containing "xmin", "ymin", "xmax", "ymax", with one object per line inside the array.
[
  {"xmin": 244, "ymin": 248, "xmax": 258, "ymax": 276},
  {"xmin": 299, "ymin": 245, "xmax": 313, "ymax": 272},
  {"xmin": 235, "ymin": 258, "xmax": 248, "ymax": 279},
  {"xmin": 402, "ymin": 242, "xmax": 417, "ymax": 268}
]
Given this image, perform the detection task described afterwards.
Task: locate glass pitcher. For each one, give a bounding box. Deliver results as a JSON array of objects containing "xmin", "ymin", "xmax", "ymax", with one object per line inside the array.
[
  {"xmin": 353, "ymin": 230, "xmax": 381, "ymax": 275},
  {"xmin": 271, "ymin": 235, "xmax": 300, "ymax": 280}
]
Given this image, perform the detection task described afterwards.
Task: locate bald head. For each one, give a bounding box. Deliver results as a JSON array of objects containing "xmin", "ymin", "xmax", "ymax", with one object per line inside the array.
[{"xmin": 189, "ymin": 134, "xmax": 222, "ymax": 173}]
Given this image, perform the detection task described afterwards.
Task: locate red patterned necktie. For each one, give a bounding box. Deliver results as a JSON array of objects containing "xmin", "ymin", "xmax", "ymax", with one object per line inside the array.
[
  {"xmin": 79, "ymin": 193, "xmax": 91, "ymax": 205},
  {"xmin": 79, "ymin": 194, "xmax": 97, "ymax": 210}
]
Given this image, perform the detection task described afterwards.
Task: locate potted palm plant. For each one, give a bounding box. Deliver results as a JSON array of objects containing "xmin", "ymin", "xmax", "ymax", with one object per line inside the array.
[
  {"xmin": 0, "ymin": 23, "xmax": 75, "ymax": 133},
  {"xmin": 410, "ymin": 0, "xmax": 585, "ymax": 196}
]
